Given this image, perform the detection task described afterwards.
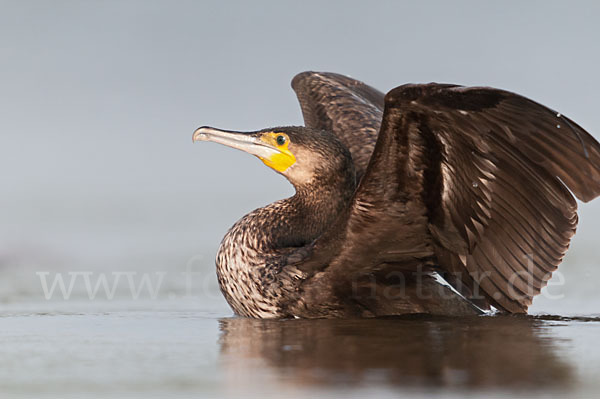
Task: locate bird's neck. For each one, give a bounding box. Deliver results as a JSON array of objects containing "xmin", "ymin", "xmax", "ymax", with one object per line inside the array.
[
  {"xmin": 293, "ymin": 176, "xmax": 355, "ymax": 242},
  {"xmin": 259, "ymin": 164, "xmax": 356, "ymax": 250}
]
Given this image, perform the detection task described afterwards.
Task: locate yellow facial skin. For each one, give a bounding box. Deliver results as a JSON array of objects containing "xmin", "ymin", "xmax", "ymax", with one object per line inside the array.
[{"xmin": 259, "ymin": 132, "xmax": 296, "ymax": 172}]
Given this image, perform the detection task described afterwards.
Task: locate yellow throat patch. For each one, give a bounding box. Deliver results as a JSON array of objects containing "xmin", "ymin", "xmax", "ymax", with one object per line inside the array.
[{"xmin": 259, "ymin": 132, "xmax": 296, "ymax": 172}]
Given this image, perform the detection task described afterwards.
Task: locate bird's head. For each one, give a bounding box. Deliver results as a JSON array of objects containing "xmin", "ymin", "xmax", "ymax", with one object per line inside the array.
[{"xmin": 193, "ymin": 126, "xmax": 355, "ymax": 189}]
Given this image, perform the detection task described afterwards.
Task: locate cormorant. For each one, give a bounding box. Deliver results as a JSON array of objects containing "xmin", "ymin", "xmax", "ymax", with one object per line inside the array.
[{"xmin": 193, "ymin": 71, "xmax": 600, "ymax": 318}]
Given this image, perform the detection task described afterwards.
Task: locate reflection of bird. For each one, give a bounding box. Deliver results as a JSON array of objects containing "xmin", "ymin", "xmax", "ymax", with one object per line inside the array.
[
  {"xmin": 218, "ymin": 316, "xmax": 574, "ymax": 388},
  {"xmin": 193, "ymin": 71, "xmax": 600, "ymax": 318}
]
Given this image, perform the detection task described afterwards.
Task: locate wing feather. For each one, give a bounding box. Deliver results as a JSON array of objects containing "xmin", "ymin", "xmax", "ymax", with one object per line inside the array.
[
  {"xmin": 300, "ymin": 81, "xmax": 600, "ymax": 313},
  {"xmin": 292, "ymin": 71, "xmax": 384, "ymax": 180}
]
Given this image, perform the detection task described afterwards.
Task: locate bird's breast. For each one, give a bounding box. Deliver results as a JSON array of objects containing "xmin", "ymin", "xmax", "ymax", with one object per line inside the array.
[{"xmin": 215, "ymin": 220, "xmax": 289, "ymax": 318}]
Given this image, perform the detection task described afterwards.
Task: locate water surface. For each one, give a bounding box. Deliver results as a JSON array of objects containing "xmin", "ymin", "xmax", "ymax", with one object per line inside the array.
[{"xmin": 1, "ymin": 305, "xmax": 600, "ymax": 398}]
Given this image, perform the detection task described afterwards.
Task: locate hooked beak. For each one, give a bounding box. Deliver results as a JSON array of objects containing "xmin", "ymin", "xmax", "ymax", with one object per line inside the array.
[{"xmin": 192, "ymin": 126, "xmax": 281, "ymax": 159}]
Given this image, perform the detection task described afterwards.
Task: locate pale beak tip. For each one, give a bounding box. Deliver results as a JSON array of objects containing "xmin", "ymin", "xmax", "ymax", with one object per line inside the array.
[{"xmin": 192, "ymin": 126, "xmax": 211, "ymax": 143}]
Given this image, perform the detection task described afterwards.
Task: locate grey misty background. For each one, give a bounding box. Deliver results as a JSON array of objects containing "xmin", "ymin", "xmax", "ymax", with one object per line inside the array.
[{"xmin": 0, "ymin": 0, "xmax": 599, "ymax": 314}]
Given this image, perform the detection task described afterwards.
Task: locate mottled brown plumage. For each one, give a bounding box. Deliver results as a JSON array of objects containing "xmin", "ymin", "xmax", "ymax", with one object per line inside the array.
[{"xmin": 194, "ymin": 71, "xmax": 600, "ymax": 318}]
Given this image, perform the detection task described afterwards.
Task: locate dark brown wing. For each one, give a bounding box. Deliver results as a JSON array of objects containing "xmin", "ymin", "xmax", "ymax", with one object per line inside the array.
[
  {"xmin": 300, "ymin": 83, "xmax": 600, "ymax": 313},
  {"xmin": 292, "ymin": 71, "xmax": 384, "ymax": 180}
]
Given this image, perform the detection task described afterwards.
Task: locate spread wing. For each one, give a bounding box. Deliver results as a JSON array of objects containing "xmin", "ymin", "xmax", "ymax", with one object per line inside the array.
[
  {"xmin": 300, "ymin": 83, "xmax": 600, "ymax": 313},
  {"xmin": 292, "ymin": 71, "xmax": 384, "ymax": 180}
]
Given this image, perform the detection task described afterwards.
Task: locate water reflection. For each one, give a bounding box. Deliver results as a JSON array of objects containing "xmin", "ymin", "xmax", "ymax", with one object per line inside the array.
[{"xmin": 218, "ymin": 315, "xmax": 573, "ymax": 389}]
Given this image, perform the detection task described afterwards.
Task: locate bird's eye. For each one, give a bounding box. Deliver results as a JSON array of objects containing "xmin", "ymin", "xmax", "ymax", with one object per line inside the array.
[{"xmin": 276, "ymin": 135, "xmax": 287, "ymax": 146}]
